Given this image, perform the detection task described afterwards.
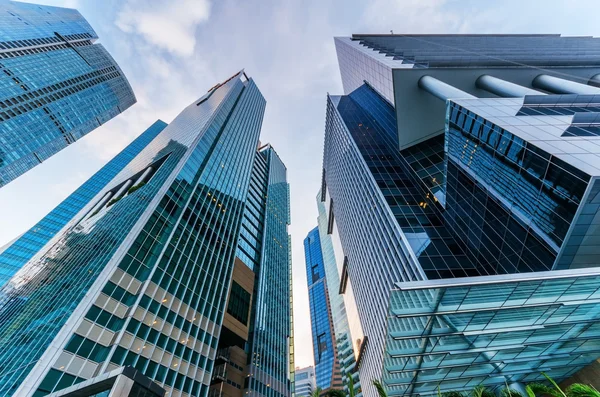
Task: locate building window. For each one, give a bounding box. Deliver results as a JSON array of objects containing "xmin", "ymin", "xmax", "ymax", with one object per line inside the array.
[{"xmin": 227, "ymin": 282, "xmax": 251, "ymax": 325}]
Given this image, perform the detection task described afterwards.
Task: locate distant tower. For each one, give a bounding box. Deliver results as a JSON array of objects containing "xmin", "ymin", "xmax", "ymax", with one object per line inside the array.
[
  {"xmin": 304, "ymin": 227, "xmax": 343, "ymax": 392},
  {"xmin": 0, "ymin": 2, "xmax": 136, "ymax": 187}
]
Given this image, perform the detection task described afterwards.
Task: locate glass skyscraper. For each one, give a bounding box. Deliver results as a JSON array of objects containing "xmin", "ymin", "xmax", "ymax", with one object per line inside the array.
[
  {"xmin": 0, "ymin": 2, "xmax": 136, "ymax": 187},
  {"xmin": 0, "ymin": 120, "xmax": 167, "ymax": 287},
  {"xmin": 314, "ymin": 193, "xmax": 359, "ymax": 395},
  {"xmin": 321, "ymin": 34, "xmax": 600, "ymax": 395},
  {"xmin": 0, "ymin": 71, "xmax": 292, "ymax": 397},
  {"xmin": 303, "ymin": 227, "xmax": 342, "ymax": 392}
]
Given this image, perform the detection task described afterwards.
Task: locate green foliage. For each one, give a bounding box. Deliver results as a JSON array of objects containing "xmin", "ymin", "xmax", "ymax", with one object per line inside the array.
[
  {"xmin": 541, "ymin": 373, "xmax": 567, "ymax": 397},
  {"xmin": 526, "ymin": 383, "xmax": 562, "ymax": 397},
  {"xmin": 127, "ymin": 181, "xmax": 146, "ymax": 195},
  {"xmin": 565, "ymin": 384, "xmax": 600, "ymax": 397},
  {"xmin": 372, "ymin": 379, "xmax": 387, "ymax": 397},
  {"xmin": 443, "ymin": 392, "xmax": 465, "ymax": 397},
  {"xmin": 347, "ymin": 373, "xmax": 355, "ymax": 397},
  {"xmin": 501, "ymin": 387, "xmax": 525, "ymax": 397},
  {"xmin": 310, "ymin": 387, "xmax": 322, "ymax": 397},
  {"xmin": 325, "ymin": 390, "xmax": 345, "ymax": 397},
  {"xmin": 471, "ymin": 386, "xmax": 495, "ymax": 397},
  {"xmin": 106, "ymin": 197, "xmax": 119, "ymax": 207}
]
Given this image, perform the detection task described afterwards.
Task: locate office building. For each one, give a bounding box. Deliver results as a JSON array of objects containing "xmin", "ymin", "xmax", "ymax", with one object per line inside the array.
[
  {"xmin": 0, "ymin": 71, "xmax": 292, "ymax": 397},
  {"xmin": 294, "ymin": 367, "xmax": 315, "ymax": 397},
  {"xmin": 0, "ymin": 2, "xmax": 136, "ymax": 187},
  {"xmin": 321, "ymin": 34, "xmax": 600, "ymax": 395},
  {"xmin": 314, "ymin": 193, "xmax": 359, "ymax": 395},
  {"xmin": 303, "ymin": 227, "xmax": 343, "ymax": 392},
  {"xmin": 211, "ymin": 143, "xmax": 292, "ymax": 397},
  {"xmin": 46, "ymin": 367, "xmax": 165, "ymax": 397},
  {"xmin": 0, "ymin": 120, "xmax": 166, "ymax": 287}
]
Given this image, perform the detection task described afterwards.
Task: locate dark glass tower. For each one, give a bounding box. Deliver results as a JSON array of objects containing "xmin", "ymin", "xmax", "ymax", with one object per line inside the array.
[
  {"xmin": 0, "ymin": 2, "xmax": 136, "ymax": 186},
  {"xmin": 210, "ymin": 143, "xmax": 292, "ymax": 397},
  {"xmin": 303, "ymin": 227, "xmax": 342, "ymax": 392},
  {"xmin": 0, "ymin": 120, "xmax": 167, "ymax": 287},
  {"xmin": 322, "ymin": 34, "xmax": 600, "ymax": 396},
  {"xmin": 0, "ymin": 71, "xmax": 292, "ymax": 397}
]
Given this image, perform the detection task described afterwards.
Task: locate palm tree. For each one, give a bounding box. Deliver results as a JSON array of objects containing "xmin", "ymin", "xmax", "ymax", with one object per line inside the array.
[
  {"xmin": 525, "ymin": 372, "xmax": 600, "ymax": 397},
  {"xmin": 325, "ymin": 389, "xmax": 346, "ymax": 397},
  {"xmin": 566, "ymin": 384, "xmax": 600, "ymax": 397},
  {"xmin": 526, "ymin": 383, "xmax": 562, "ymax": 397},
  {"xmin": 373, "ymin": 379, "xmax": 387, "ymax": 397},
  {"xmin": 501, "ymin": 388, "xmax": 524, "ymax": 397},
  {"xmin": 443, "ymin": 392, "xmax": 465, "ymax": 397},
  {"xmin": 347, "ymin": 373, "xmax": 356, "ymax": 397},
  {"xmin": 310, "ymin": 387, "xmax": 323, "ymax": 397},
  {"xmin": 471, "ymin": 386, "xmax": 495, "ymax": 397}
]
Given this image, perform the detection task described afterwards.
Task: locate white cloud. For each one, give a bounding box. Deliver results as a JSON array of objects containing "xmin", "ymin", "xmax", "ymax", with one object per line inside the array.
[{"xmin": 115, "ymin": 0, "xmax": 211, "ymax": 57}]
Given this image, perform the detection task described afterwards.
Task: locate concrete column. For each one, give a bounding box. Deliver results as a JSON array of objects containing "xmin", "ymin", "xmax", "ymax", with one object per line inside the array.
[
  {"xmin": 108, "ymin": 374, "xmax": 135, "ymax": 397},
  {"xmin": 476, "ymin": 75, "xmax": 544, "ymax": 97},
  {"xmin": 110, "ymin": 179, "xmax": 133, "ymax": 204},
  {"xmin": 533, "ymin": 74, "xmax": 600, "ymax": 95},
  {"xmin": 589, "ymin": 73, "xmax": 600, "ymax": 88},
  {"xmin": 82, "ymin": 191, "xmax": 113, "ymax": 221},
  {"xmin": 418, "ymin": 75, "xmax": 476, "ymax": 101},
  {"xmin": 133, "ymin": 166, "xmax": 153, "ymax": 187}
]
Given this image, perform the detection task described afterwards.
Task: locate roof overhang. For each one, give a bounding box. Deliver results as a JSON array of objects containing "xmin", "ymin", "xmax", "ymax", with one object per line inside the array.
[{"xmin": 393, "ymin": 67, "xmax": 600, "ymax": 150}]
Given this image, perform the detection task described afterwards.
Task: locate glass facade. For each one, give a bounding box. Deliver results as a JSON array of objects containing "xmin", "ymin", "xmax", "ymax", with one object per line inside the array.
[
  {"xmin": 383, "ymin": 268, "xmax": 600, "ymax": 395},
  {"xmin": 0, "ymin": 120, "xmax": 166, "ymax": 287},
  {"xmin": 315, "ymin": 193, "xmax": 359, "ymax": 394},
  {"xmin": 246, "ymin": 146, "xmax": 292, "ymax": 397},
  {"xmin": 323, "ymin": 86, "xmax": 427, "ymax": 390},
  {"xmin": 445, "ymin": 102, "xmax": 590, "ymax": 274},
  {"xmin": 303, "ymin": 227, "xmax": 342, "ymax": 391},
  {"xmin": 0, "ymin": 72, "xmax": 276, "ymax": 397},
  {"xmin": 327, "ymin": 34, "xmax": 600, "ymax": 395},
  {"xmin": 0, "ymin": 2, "xmax": 136, "ymax": 186}
]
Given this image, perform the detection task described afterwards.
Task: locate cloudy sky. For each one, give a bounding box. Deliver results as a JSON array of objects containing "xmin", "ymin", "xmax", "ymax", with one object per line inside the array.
[{"xmin": 0, "ymin": 0, "xmax": 599, "ymax": 369}]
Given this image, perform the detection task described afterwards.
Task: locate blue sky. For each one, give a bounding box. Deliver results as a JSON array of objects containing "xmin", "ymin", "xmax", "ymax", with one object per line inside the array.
[{"xmin": 0, "ymin": 0, "xmax": 599, "ymax": 369}]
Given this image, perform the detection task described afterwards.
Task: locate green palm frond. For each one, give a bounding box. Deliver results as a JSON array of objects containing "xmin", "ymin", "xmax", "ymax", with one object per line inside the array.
[
  {"xmin": 526, "ymin": 382, "xmax": 564, "ymax": 397},
  {"xmin": 443, "ymin": 392, "xmax": 465, "ymax": 397},
  {"xmin": 326, "ymin": 389, "xmax": 346, "ymax": 397},
  {"xmin": 311, "ymin": 387, "xmax": 322, "ymax": 397},
  {"xmin": 471, "ymin": 386, "xmax": 495, "ymax": 397},
  {"xmin": 347, "ymin": 373, "xmax": 355, "ymax": 397},
  {"xmin": 541, "ymin": 373, "xmax": 567, "ymax": 397},
  {"xmin": 373, "ymin": 379, "xmax": 388, "ymax": 397},
  {"xmin": 566, "ymin": 383, "xmax": 600, "ymax": 397},
  {"xmin": 501, "ymin": 387, "xmax": 525, "ymax": 397}
]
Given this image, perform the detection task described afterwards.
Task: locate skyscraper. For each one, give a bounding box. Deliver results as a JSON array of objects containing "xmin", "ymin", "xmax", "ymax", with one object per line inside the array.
[
  {"xmin": 321, "ymin": 34, "xmax": 600, "ymax": 395},
  {"xmin": 303, "ymin": 227, "xmax": 343, "ymax": 392},
  {"xmin": 0, "ymin": 2, "xmax": 136, "ymax": 187},
  {"xmin": 294, "ymin": 367, "xmax": 315, "ymax": 397},
  {"xmin": 211, "ymin": 143, "xmax": 292, "ymax": 397},
  {"xmin": 0, "ymin": 71, "xmax": 292, "ymax": 397},
  {"xmin": 314, "ymin": 193, "xmax": 359, "ymax": 395},
  {"xmin": 0, "ymin": 120, "xmax": 167, "ymax": 287}
]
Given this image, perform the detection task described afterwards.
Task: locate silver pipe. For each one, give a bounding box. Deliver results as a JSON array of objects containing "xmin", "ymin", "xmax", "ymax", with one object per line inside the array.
[
  {"xmin": 133, "ymin": 166, "xmax": 153, "ymax": 187},
  {"xmin": 82, "ymin": 191, "xmax": 113, "ymax": 221},
  {"xmin": 476, "ymin": 75, "xmax": 544, "ymax": 97},
  {"xmin": 533, "ymin": 74, "xmax": 600, "ymax": 95},
  {"xmin": 418, "ymin": 75, "xmax": 476, "ymax": 101},
  {"xmin": 589, "ymin": 74, "xmax": 600, "ymax": 89},
  {"xmin": 109, "ymin": 179, "xmax": 133, "ymax": 205}
]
